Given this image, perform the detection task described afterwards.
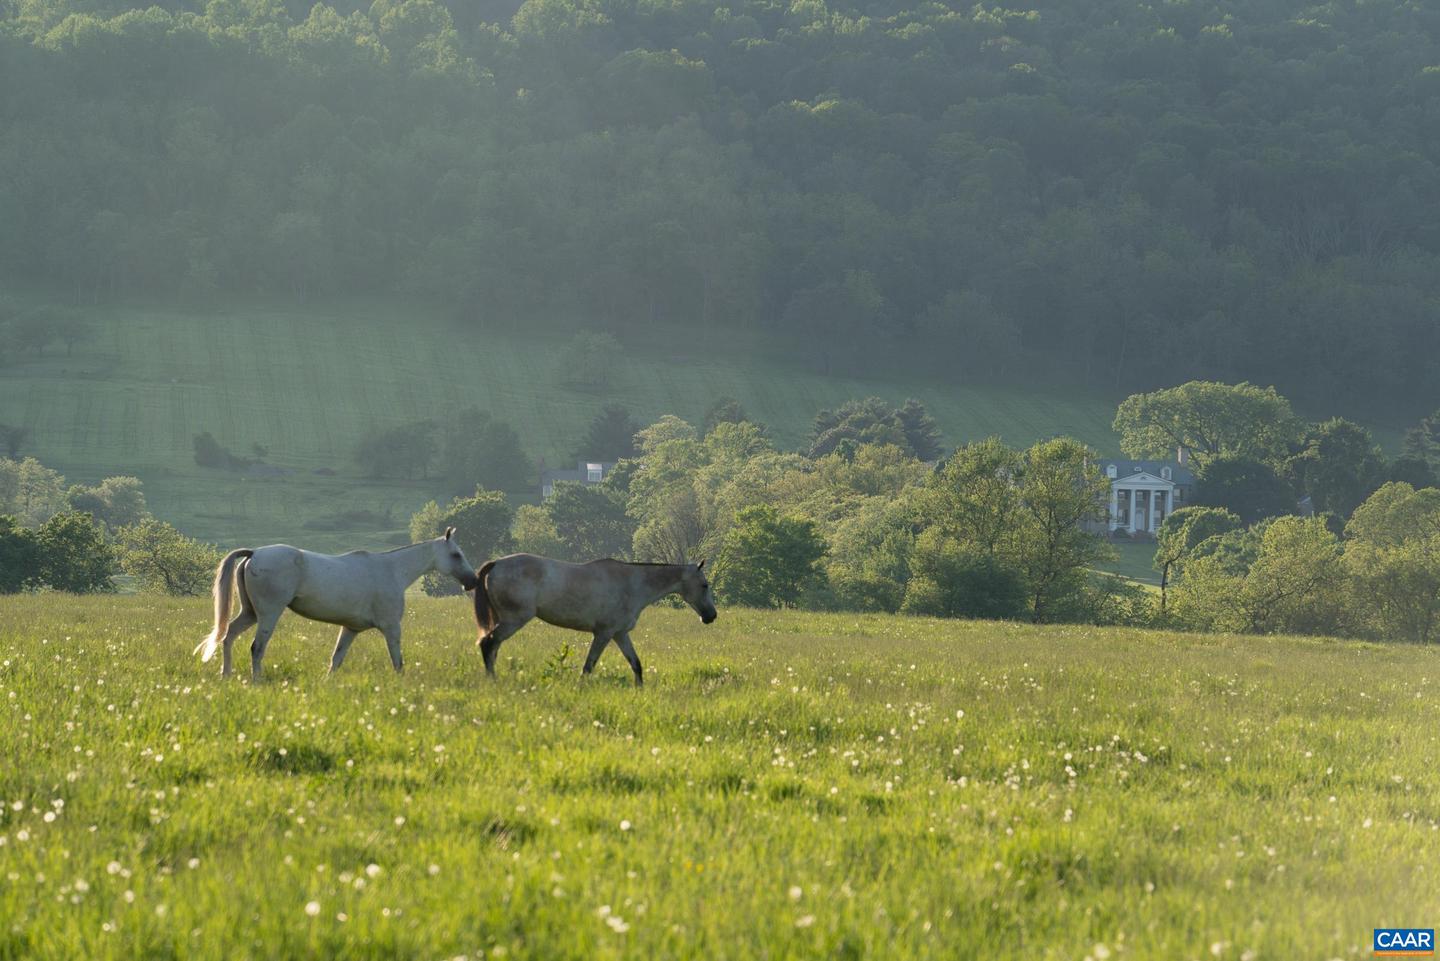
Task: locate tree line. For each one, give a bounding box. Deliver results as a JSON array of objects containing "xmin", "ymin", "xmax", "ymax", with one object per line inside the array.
[
  {"xmin": 12, "ymin": 381, "xmax": 1440, "ymax": 645},
  {"xmin": 3, "ymin": 0, "xmax": 1440, "ymax": 409},
  {"xmin": 0, "ymin": 458, "xmax": 220, "ymax": 594},
  {"xmin": 408, "ymin": 383, "xmax": 1440, "ymax": 642}
]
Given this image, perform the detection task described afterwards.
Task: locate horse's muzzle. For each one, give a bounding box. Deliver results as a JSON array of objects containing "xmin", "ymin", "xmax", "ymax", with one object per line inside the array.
[
  {"xmin": 702, "ymin": 611, "xmax": 717, "ymax": 625},
  {"xmin": 460, "ymin": 572, "xmax": 480, "ymax": 592}
]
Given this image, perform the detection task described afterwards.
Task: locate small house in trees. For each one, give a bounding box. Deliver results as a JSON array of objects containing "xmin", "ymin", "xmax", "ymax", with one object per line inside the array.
[
  {"xmin": 1097, "ymin": 451, "xmax": 1196, "ymax": 536},
  {"xmin": 541, "ymin": 461, "xmax": 615, "ymax": 499}
]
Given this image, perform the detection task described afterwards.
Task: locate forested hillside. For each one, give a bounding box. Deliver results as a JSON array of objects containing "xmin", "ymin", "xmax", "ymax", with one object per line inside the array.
[{"xmin": 3, "ymin": 0, "xmax": 1439, "ymax": 409}]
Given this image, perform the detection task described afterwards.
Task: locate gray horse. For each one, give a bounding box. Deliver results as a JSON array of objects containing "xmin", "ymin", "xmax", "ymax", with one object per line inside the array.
[
  {"xmin": 473, "ymin": 554, "xmax": 718, "ymax": 686},
  {"xmin": 195, "ymin": 529, "xmax": 478, "ymax": 680}
]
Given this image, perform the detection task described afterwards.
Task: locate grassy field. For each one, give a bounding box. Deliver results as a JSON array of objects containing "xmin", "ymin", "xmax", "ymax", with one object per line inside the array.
[
  {"xmin": 1, "ymin": 596, "xmax": 1436, "ymax": 960},
  {"xmin": 1097, "ymin": 540, "xmax": 1162, "ymax": 586},
  {"xmin": 0, "ymin": 300, "xmax": 1127, "ymax": 549}
]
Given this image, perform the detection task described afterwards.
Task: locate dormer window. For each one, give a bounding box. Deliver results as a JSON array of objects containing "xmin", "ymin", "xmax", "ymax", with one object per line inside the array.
[
  {"xmin": 1106, "ymin": 464, "xmax": 1117, "ymax": 479},
  {"xmin": 1161, "ymin": 466, "xmax": 1172, "ymax": 480},
  {"xmin": 586, "ymin": 462, "xmax": 603, "ymax": 483}
]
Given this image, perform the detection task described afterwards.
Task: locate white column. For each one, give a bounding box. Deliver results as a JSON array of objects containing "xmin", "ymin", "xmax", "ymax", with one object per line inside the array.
[{"xmin": 1110, "ymin": 487, "xmax": 1119, "ymax": 531}]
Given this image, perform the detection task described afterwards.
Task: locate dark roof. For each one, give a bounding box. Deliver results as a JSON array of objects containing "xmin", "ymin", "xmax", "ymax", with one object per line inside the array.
[{"xmin": 1099, "ymin": 458, "xmax": 1195, "ymax": 485}]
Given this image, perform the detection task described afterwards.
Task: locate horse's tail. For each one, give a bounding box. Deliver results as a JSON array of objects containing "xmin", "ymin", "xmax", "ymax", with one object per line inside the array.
[
  {"xmin": 473, "ymin": 559, "xmax": 498, "ymax": 636},
  {"xmin": 194, "ymin": 548, "xmax": 253, "ymax": 661}
]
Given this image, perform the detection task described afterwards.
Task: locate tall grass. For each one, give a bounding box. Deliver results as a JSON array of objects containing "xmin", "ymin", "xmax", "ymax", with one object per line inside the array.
[{"xmin": 1, "ymin": 596, "xmax": 1436, "ymax": 959}]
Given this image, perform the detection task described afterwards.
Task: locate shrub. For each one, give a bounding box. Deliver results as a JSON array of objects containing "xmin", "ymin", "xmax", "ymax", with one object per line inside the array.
[
  {"xmin": 712, "ymin": 505, "xmax": 827, "ymax": 608},
  {"xmin": 900, "ymin": 530, "xmax": 1027, "ymax": 620},
  {"xmin": 115, "ymin": 519, "xmax": 222, "ymax": 596},
  {"xmin": 0, "ymin": 515, "xmax": 38, "ymax": 593},
  {"xmin": 35, "ymin": 511, "xmax": 115, "ymax": 593}
]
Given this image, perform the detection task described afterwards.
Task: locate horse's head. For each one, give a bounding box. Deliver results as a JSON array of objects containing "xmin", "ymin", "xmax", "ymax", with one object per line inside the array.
[
  {"xmin": 680, "ymin": 560, "xmax": 718, "ymax": 624},
  {"xmin": 436, "ymin": 527, "xmax": 479, "ymax": 591}
]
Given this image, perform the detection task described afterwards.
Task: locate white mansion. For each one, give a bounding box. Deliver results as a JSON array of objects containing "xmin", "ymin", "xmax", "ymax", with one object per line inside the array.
[{"xmin": 1097, "ymin": 454, "xmax": 1196, "ymax": 536}]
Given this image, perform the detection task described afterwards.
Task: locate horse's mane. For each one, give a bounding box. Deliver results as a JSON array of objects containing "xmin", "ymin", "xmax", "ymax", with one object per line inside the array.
[
  {"xmin": 592, "ymin": 558, "xmax": 688, "ymax": 567},
  {"xmin": 344, "ymin": 541, "xmax": 429, "ymax": 557}
]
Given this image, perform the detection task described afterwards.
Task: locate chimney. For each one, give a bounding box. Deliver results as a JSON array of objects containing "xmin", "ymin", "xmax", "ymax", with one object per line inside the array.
[{"xmin": 1176, "ymin": 446, "xmax": 1188, "ymax": 467}]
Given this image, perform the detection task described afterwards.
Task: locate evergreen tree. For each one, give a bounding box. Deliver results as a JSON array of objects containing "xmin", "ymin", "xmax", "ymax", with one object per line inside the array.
[{"xmin": 571, "ymin": 405, "xmax": 638, "ymax": 463}]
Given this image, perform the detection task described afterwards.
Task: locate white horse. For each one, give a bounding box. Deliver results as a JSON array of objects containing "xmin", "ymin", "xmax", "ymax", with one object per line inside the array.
[{"xmin": 194, "ymin": 528, "xmax": 478, "ymax": 680}]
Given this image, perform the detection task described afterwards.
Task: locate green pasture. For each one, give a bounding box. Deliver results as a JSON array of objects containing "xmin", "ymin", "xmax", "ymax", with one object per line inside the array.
[
  {"xmin": 0, "ymin": 301, "xmax": 1123, "ymax": 547},
  {"xmin": 1096, "ymin": 539, "xmax": 1163, "ymax": 586},
  {"xmin": 1, "ymin": 596, "xmax": 1436, "ymax": 959}
]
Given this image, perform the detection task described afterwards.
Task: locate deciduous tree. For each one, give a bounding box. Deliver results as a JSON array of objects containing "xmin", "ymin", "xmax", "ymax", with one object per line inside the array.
[
  {"xmin": 1193, "ymin": 456, "xmax": 1296, "ymax": 525},
  {"xmin": 1113, "ymin": 382, "xmax": 1302, "ymax": 468},
  {"xmin": 68, "ymin": 476, "xmax": 151, "ymax": 530},
  {"xmin": 35, "ymin": 511, "xmax": 115, "ymax": 593},
  {"xmin": 1153, "ymin": 506, "xmax": 1241, "ymax": 615},
  {"xmin": 712, "ymin": 505, "xmax": 826, "ymax": 608},
  {"xmin": 409, "ymin": 488, "xmax": 514, "ymax": 596},
  {"xmin": 115, "ymin": 519, "xmax": 221, "ymax": 596}
]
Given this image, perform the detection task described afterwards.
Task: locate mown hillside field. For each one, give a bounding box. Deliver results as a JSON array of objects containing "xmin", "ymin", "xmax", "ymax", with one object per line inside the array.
[
  {"xmin": 0, "ymin": 300, "xmax": 1125, "ymax": 548},
  {"xmin": 1, "ymin": 596, "xmax": 1436, "ymax": 960}
]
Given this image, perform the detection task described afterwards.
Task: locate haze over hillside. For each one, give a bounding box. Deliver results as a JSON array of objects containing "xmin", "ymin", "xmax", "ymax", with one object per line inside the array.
[
  {"xmin": 0, "ymin": 301, "xmax": 1128, "ymax": 547},
  {"xmin": 2, "ymin": 0, "xmax": 1438, "ymax": 414}
]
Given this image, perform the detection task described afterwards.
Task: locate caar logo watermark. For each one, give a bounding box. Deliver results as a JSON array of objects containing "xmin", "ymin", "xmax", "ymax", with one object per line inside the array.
[{"xmin": 1375, "ymin": 929, "xmax": 1434, "ymax": 956}]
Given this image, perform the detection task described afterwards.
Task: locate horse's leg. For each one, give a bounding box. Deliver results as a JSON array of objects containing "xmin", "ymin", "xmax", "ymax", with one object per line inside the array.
[
  {"xmin": 614, "ymin": 631, "xmax": 643, "ymax": 688},
  {"xmin": 480, "ymin": 618, "xmax": 528, "ymax": 678},
  {"xmin": 249, "ymin": 610, "xmax": 283, "ymax": 682},
  {"xmin": 219, "ymin": 562, "xmax": 259, "ymax": 678},
  {"xmin": 329, "ymin": 627, "xmax": 359, "ymax": 675},
  {"xmin": 581, "ymin": 631, "xmax": 614, "ymax": 677},
  {"xmin": 218, "ymin": 608, "xmax": 257, "ymax": 678},
  {"xmin": 380, "ymin": 623, "xmax": 404, "ymax": 674}
]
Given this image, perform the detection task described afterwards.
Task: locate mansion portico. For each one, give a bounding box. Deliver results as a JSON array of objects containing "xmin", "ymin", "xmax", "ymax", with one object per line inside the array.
[{"xmin": 1099, "ymin": 457, "xmax": 1196, "ymax": 536}]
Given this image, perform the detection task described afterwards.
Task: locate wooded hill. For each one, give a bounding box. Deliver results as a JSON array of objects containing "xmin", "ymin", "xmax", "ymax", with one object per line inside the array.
[{"xmin": 3, "ymin": 0, "xmax": 1439, "ymax": 410}]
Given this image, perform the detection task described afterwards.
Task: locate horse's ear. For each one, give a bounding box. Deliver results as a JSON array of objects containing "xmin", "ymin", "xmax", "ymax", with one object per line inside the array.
[
  {"xmin": 695, "ymin": 558, "xmax": 705, "ymax": 570},
  {"xmin": 444, "ymin": 526, "xmax": 455, "ymax": 540}
]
